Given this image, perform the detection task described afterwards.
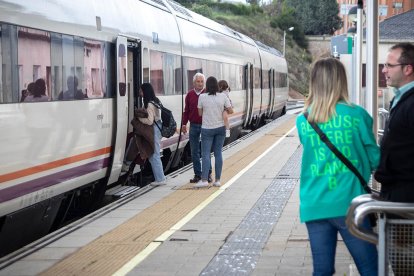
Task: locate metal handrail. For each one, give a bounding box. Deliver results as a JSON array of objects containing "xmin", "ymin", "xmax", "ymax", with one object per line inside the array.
[{"xmin": 346, "ymin": 194, "xmax": 414, "ymax": 244}]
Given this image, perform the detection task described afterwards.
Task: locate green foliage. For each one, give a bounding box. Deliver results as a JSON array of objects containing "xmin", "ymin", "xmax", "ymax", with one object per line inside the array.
[
  {"xmin": 192, "ymin": 4, "xmax": 213, "ymax": 17},
  {"xmin": 285, "ymin": 0, "xmax": 342, "ymax": 35},
  {"xmin": 206, "ymin": 2, "xmax": 263, "ymax": 16},
  {"xmin": 270, "ymin": 3, "xmax": 308, "ymax": 49}
]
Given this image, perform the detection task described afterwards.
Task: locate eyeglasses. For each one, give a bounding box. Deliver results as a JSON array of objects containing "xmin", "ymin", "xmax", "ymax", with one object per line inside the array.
[{"xmin": 383, "ymin": 63, "xmax": 408, "ymax": 69}]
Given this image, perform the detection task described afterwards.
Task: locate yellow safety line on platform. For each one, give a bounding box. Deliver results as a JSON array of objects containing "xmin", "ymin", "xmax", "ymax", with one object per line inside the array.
[{"xmin": 114, "ymin": 125, "xmax": 296, "ymax": 276}]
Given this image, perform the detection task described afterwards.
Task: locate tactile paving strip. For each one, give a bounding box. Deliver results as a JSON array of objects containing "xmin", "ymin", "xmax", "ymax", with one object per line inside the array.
[{"xmin": 200, "ymin": 146, "xmax": 302, "ymax": 276}]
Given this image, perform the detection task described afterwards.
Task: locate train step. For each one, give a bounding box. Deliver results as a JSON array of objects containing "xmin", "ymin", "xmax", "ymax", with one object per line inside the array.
[{"xmin": 105, "ymin": 185, "xmax": 141, "ymax": 198}]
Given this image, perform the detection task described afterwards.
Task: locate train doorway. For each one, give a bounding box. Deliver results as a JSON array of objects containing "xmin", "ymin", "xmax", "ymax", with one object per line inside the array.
[
  {"xmin": 243, "ymin": 63, "xmax": 254, "ymax": 128},
  {"xmin": 107, "ymin": 36, "xmax": 141, "ymax": 185}
]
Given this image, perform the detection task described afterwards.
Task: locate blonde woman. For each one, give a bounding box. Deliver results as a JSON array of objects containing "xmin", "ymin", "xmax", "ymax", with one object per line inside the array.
[{"xmin": 296, "ymin": 58, "xmax": 379, "ymax": 276}]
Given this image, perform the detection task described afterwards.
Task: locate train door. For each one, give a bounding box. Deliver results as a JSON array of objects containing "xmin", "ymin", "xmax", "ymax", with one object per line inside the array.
[
  {"xmin": 243, "ymin": 63, "xmax": 254, "ymax": 128},
  {"xmin": 107, "ymin": 36, "xmax": 131, "ymax": 184},
  {"xmin": 126, "ymin": 40, "xmax": 141, "ymax": 132}
]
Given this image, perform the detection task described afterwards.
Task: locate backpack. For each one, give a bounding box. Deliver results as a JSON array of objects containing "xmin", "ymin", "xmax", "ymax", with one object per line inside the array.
[{"xmin": 150, "ymin": 101, "xmax": 177, "ymax": 138}]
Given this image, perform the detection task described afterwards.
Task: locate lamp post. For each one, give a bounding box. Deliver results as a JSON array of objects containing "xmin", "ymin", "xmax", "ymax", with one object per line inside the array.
[{"xmin": 283, "ymin": 27, "xmax": 294, "ymax": 57}]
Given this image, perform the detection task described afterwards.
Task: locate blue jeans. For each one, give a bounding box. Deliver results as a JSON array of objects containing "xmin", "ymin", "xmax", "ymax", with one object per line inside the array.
[
  {"xmin": 306, "ymin": 217, "xmax": 378, "ymax": 276},
  {"xmin": 148, "ymin": 121, "xmax": 165, "ymax": 182},
  {"xmin": 189, "ymin": 123, "xmax": 211, "ymax": 177},
  {"xmin": 201, "ymin": 126, "xmax": 226, "ymax": 181}
]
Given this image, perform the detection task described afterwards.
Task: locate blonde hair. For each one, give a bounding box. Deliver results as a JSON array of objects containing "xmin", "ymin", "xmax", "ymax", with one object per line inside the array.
[{"xmin": 304, "ymin": 58, "xmax": 350, "ymax": 123}]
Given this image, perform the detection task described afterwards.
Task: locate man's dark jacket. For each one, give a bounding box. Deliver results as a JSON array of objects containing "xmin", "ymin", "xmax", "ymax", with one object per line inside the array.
[{"xmin": 374, "ymin": 86, "xmax": 414, "ymax": 202}]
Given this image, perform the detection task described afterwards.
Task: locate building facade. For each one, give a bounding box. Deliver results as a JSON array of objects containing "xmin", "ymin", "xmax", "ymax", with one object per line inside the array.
[{"xmin": 336, "ymin": 0, "xmax": 414, "ymax": 35}]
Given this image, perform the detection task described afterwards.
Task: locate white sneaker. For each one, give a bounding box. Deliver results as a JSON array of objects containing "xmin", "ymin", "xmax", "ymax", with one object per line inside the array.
[
  {"xmin": 226, "ymin": 129, "xmax": 231, "ymax": 138},
  {"xmin": 193, "ymin": 180, "xmax": 209, "ymax": 188},
  {"xmin": 213, "ymin": 181, "xmax": 221, "ymax": 187},
  {"xmin": 150, "ymin": 178, "xmax": 167, "ymax": 186}
]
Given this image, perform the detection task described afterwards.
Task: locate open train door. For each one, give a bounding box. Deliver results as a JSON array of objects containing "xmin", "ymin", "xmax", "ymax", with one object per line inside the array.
[
  {"xmin": 243, "ymin": 63, "xmax": 254, "ymax": 128},
  {"xmin": 108, "ymin": 36, "xmax": 129, "ymax": 184}
]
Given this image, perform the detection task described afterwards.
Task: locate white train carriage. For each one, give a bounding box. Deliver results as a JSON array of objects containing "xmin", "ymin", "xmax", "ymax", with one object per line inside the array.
[{"xmin": 0, "ymin": 0, "xmax": 288, "ymax": 256}]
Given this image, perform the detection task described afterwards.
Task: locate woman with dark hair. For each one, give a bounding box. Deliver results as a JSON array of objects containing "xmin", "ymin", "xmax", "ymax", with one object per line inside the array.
[
  {"xmin": 195, "ymin": 76, "xmax": 233, "ymax": 188},
  {"xmin": 138, "ymin": 83, "xmax": 166, "ymax": 186}
]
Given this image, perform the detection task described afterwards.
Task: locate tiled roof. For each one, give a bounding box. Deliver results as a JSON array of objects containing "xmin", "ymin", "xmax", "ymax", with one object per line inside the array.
[{"xmin": 379, "ymin": 9, "xmax": 414, "ymax": 40}]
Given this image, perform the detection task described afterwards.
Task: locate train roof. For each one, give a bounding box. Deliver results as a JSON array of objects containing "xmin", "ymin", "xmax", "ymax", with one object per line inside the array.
[{"xmin": 254, "ymin": 40, "xmax": 283, "ymax": 57}]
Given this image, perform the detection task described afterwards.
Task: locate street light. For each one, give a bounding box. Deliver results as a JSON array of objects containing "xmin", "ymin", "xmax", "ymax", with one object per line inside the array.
[{"xmin": 283, "ymin": 26, "xmax": 294, "ymax": 57}]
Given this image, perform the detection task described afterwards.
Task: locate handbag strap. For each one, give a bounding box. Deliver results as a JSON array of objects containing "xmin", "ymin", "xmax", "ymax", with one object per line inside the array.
[
  {"xmin": 304, "ymin": 112, "xmax": 371, "ymax": 193},
  {"xmin": 149, "ymin": 101, "xmax": 162, "ymax": 132}
]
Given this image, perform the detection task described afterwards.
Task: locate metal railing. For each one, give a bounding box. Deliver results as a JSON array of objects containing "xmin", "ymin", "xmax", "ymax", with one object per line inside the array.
[{"xmin": 346, "ymin": 194, "xmax": 414, "ymax": 276}]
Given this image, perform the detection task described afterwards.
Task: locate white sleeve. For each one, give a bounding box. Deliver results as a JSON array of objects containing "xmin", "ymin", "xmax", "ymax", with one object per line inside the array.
[
  {"xmin": 224, "ymin": 94, "xmax": 231, "ymax": 108},
  {"xmin": 197, "ymin": 94, "xmax": 203, "ymax": 109}
]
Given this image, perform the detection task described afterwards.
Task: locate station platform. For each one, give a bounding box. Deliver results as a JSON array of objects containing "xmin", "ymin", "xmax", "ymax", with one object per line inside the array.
[{"xmin": 0, "ymin": 113, "xmax": 359, "ymax": 276}]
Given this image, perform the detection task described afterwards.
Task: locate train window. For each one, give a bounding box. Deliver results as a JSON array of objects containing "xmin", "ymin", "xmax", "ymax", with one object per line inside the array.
[
  {"xmin": 276, "ymin": 72, "xmax": 287, "ymax": 88},
  {"xmin": 183, "ymin": 57, "xmax": 203, "ymax": 91},
  {"xmin": 143, "ymin": 48, "xmax": 150, "ymax": 83},
  {"xmin": 262, "ymin": 69, "xmax": 269, "ymax": 90},
  {"xmin": 221, "ymin": 63, "xmax": 240, "ymax": 92},
  {"xmin": 0, "ymin": 23, "xmax": 111, "ymax": 103},
  {"xmin": 84, "ymin": 39, "xmax": 108, "ymax": 98},
  {"xmin": 149, "ymin": 50, "xmax": 181, "ymax": 96},
  {"xmin": 0, "ymin": 24, "xmax": 19, "ymax": 103},
  {"xmin": 150, "ymin": 51, "xmax": 164, "ymax": 95},
  {"xmin": 240, "ymin": 66, "xmax": 246, "ymax": 90},
  {"xmin": 205, "ymin": 60, "xmax": 221, "ymax": 79},
  {"xmin": 254, "ymin": 68, "xmax": 261, "ymax": 89}
]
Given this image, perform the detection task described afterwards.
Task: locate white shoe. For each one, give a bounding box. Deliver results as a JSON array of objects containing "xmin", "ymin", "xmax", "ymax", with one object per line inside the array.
[
  {"xmin": 150, "ymin": 178, "xmax": 167, "ymax": 186},
  {"xmin": 213, "ymin": 181, "xmax": 221, "ymax": 187},
  {"xmin": 226, "ymin": 129, "xmax": 231, "ymax": 138},
  {"xmin": 193, "ymin": 180, "xmax": 209, "ymax": 188}
]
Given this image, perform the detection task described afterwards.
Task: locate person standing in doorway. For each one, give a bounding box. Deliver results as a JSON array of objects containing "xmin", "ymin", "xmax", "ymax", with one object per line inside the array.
[
  {"xmin": 296, "ymin": 58, "xmax": 379, "ymax": 276},
  {"xmin": 138, "ymin": 83, "xmax": 167, "ymax": 186},
  {"xmin": 181, "ymin": 72, "xmax": 212, "ymax": 183}
]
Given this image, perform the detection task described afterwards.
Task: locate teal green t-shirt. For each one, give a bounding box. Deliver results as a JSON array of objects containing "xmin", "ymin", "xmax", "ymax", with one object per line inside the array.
[{"xmin": 296, "ymin": 103, "xmax": 379, "ymax": 223}]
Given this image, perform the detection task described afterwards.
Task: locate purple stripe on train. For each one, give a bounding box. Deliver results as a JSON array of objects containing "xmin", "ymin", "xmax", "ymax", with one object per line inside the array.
[{"xmin": 0, "ymin": 158, "xmax": 110, "ymax": 204}]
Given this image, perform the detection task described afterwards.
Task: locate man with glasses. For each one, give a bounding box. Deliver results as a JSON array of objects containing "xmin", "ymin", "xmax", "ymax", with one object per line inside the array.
[
  {"xmin": 374, "ymin": 42, "xmax": 414, "ymax": 276},
  {"xmin": 375, "ymin": 42, "xmax": 414, "ymax": 202}
]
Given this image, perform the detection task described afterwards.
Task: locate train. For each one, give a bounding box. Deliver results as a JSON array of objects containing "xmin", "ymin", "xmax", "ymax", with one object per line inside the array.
[{"xmin": 0, "ymin": 0, "xmax": 288, "ymax": 257}]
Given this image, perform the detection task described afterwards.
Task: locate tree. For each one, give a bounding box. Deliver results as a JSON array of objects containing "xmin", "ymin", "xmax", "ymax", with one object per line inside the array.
[
  {"xmin": 270, "ymin": 2, "xmax": 308, "ymax": 49},
  {"xmin": 285, "ymin": 0, "xmax": 342, "ymax": 35}
]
